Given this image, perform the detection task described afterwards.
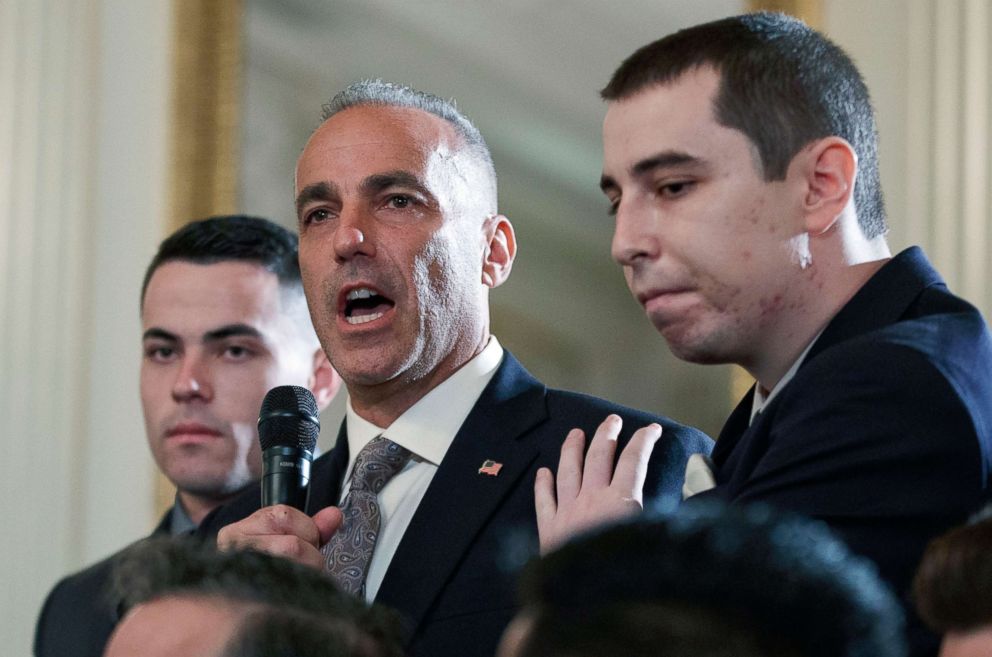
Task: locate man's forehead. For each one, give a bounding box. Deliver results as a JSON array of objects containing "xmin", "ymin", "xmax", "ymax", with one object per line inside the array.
[
  {"xmin": 304, "ymin": 104, "xmax": 459, "ymax": 156},
  {"xmin": 142, "ymin": 261, "xmax": 284, "ymax": 326},
  {"xmin": 601, "ymin": 70, "xmax": 730, "ymax": 176},
  {"xmin": 605, "ymin": 71, "xmax": 720, "ymax": 133}
]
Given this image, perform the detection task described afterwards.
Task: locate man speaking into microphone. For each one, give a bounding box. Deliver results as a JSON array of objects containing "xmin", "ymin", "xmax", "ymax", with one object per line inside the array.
[
  {"xmin": 205, "ymin": 80, "xmax": 711, "ymax": 657},
  {"xmin": 34, "ymin": 216, "xmax": 341, "ymax": 657}
]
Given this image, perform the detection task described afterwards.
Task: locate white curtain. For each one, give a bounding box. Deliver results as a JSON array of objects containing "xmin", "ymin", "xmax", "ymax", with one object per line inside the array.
[{"xmin": 0, "ymin": 1, "xmax": 171, "ymax": 654}]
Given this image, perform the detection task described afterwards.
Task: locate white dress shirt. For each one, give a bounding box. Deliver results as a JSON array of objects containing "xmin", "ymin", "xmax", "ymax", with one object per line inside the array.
[{"xmin": 341, "ymin": 337, "xmax": 504, "ymax": 602}]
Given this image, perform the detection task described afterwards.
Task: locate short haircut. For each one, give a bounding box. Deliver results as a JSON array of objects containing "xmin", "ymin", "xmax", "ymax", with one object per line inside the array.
[
  {"xmin": 112, "ymin": 537, "xmax": 404, "ymax": 656},
  {"xmin": 913, "ymin": 508, "xmax": 992, "ymax": 633},
  {"xmin": 515, "ymin": 502, "xmax": 905, "ymax": 657},
  {"xmin": 140, "ymin": 215, "xmax": 302, "ymax": 307},
  {"xmin": 602, "ymin": 12, "xmax": 886, "ymax": 239},
  {"xmin": 224, "ymin": 607, "xmax": 394, "ymax": 657},
  {"xmin": 320, "ymin": 79, "xmax": 497, "ymax": 213}
]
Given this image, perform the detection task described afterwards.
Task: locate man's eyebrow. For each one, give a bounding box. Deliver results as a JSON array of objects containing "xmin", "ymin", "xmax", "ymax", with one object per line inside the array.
[
  {"xmin": 295, "ymin": 181, "xmax": 338, "ymax": 216},
  {"xmin": 142, "ymin": 328, "xmax": 177, "ymax": 342},
  {"xmin": 600, "ymin": 151, "xmax": 705, "ymax": 194},
  {"xmin": 360, "ymin": 170, "xmax": 431, "ymax": 198},
  {"xmin": 631, "ymin": 151, "xmax": 705, "ymax": 177},
  {"xmin": 203, "ymin": 324, "xmax": 264, "ymax": 342}
]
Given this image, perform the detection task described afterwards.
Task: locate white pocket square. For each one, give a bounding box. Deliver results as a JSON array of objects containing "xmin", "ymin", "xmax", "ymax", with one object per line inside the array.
[{"xmin": 682, "ymin": 453, "xmax": 717, "ymax": 500}]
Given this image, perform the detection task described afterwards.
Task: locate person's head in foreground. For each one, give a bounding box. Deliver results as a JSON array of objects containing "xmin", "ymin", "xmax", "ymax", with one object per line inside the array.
[
  {"xmin": 104, "ymin": 537, "xmax": 404, "ymax": 657},
  {"xmin": 500, "ymin": 502, "xmax": 906, "ymax": 657},
  {"xmin": 600, "ymin": 11, "xmax": 890, "ymax": 389},
  {"xmin": 914, "ymin": 507, "xmax": 992, "ymax": 657}
]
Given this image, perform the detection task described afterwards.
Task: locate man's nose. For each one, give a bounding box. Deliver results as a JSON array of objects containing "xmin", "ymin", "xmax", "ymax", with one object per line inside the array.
[
  {"xmin": 334, "ymin": 206, "xmax": 376, "ymax": 261},
  {"xmin": 171, "ymin": 355, "xmax": 212, "ymax": 402},
  {"xmin": 611, "ymin": 201, "xmax": 659, "ymax": 267}
]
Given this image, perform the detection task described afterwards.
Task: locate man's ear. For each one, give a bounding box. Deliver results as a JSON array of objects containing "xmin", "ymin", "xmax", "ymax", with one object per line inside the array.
[
  {"xmin": 801, "ymin": 137, "xmax": 858, "ymax": 235},
  {"xmin": 307, "ymin": 348, "xmax": 341, "ymax": 412},
  {"xmin": 481, "ymin": 214, "xmax": 516, "ymax": 289}
]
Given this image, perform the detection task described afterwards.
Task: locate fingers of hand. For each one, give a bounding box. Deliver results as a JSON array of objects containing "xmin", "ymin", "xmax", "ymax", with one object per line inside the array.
[
  {"xmin": 217, "ymin": 505, "xmax": 321, "ymax": 552},
  {"xmin": 313, "ymin": 506, "xmax": 344, "ymax": 545},
  {"xmin": 583, "ymin": 414, "xmax": 623, "ymax": 488},
  {"xmin": 555, "ymin": 428, "xmax": 586, "ymax": 502},
  {"xmin": 240, "ymin": 533, "xmax": 326, "ymax": 569},
  {"xmin": 612, "ymin": 423, "xmax": 662, "ymax": 502},
  {"xmin": 534, "ymin": 467, "xmax": 558, "ymax": 525}
]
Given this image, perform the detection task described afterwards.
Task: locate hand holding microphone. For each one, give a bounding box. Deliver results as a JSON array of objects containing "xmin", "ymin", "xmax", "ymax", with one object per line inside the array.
[{"xmin": 217, "ymin": 385, "xmax": 342, "ymax": 570}]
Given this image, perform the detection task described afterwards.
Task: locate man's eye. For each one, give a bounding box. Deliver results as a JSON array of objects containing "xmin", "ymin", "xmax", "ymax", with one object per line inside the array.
[
  {"xmin": 607, "ymin": 198, "xmax": 621, "ymax": 217},
  {"xmin": 304, "ymin": 208, "xmax": 331, "ymax": 225},
  {"xmin": 386, "ymin": 195, "xmax": 412, "ymax": 209},
  {"xmin": 659, "ymin": 181, "xmax": 694, "ymax": 198},
  {"xmin": 146, "ymin": 346, "xmax": 175, "ymax": 361},
  {"xmin": 223, "ymin": 345, "xmax": 252, "ymax": 360}
]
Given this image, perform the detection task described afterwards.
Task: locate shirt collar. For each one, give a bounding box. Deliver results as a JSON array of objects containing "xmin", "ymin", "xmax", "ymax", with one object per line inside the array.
[
  {"xmin": 344, "ymin": 337, "xmax": 504, "ymax": 469},
  {"xmin": 750, "ymin": 330, "xmax": 823, "ymax": 424},
  {"xmin": 169, "ymin": 495, "xmax": 197, "ymax": 535}
]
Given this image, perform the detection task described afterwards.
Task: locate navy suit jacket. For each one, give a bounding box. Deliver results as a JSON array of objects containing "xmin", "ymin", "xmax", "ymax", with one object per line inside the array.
[
  {"xmin": 201, "ymin": 351, "xmax": 712, "ymax": 657},
  {"xmin": 34, "ymin": 512, "xmax": 174, "ymax": 657},
  {"xmin": 698, "ymin": 248, "xmax": 992, "ymax": 657}
]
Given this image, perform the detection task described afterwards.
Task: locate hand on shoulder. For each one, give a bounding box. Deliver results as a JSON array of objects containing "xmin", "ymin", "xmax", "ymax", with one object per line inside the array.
[{"xmin": 535, "ymin": 415, "xmax": 661, "ymax": 554}]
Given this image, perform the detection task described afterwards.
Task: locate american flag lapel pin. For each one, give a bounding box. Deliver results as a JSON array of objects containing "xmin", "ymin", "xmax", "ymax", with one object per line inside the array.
[{"xmin": 478, "ymin": 459, "xmax": 503, "ymax": 476}]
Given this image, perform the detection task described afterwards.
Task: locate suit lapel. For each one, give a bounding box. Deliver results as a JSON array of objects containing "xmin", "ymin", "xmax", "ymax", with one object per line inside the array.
[
  {"xmin": 711, "ymin": 385, "xmax": 754, "ymax": 471},
  {"xmin": 374, "ymin": 352, "xmax": 547, "ymax": 633},
  {"xmin": 307, "ymin": 422, "xmax": 351, "ymax": 513},
  {"xmin": 710, "ymin": 249, "xmax": 941, "ymax": 492},
  {"xmin": 805, "ymin": 247, "xmax": 940, "ymax": 364}
]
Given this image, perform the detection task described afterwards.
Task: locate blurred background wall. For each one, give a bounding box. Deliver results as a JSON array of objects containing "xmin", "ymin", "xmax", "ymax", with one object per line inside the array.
[{"xmin": 2, "ymin": 1, "xmax": 990, "ymax": 654}]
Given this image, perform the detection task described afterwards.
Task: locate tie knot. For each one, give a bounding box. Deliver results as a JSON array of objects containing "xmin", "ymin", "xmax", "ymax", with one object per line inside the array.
[{"xmin": 349, "ymin": 435, "xmax": 411, "ymax": 494}]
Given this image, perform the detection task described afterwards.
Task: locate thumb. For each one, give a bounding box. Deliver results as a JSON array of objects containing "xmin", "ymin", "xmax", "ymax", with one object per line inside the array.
[{"xmin": 313, "ymin": 506, "xmax": 344, "ymax": 545}]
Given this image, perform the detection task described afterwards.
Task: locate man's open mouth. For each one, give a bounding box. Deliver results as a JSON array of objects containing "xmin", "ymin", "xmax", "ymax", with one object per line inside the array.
[{"xmin": 341, "ymin": 286, "xmax": 395, "ymax": 325}]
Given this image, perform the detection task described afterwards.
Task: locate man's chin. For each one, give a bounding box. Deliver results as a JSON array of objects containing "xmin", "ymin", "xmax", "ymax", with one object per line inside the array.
[
  {"xmin": 332, "ymin": 353, "xmax": 413, "ymax": 389},
  {"xmin": 663, "ymin": 333, "xmax": 734, "ymax": 367},
  {"xmin": 169, "ymin": 472, "xmax": 253, "ymax": 501}
]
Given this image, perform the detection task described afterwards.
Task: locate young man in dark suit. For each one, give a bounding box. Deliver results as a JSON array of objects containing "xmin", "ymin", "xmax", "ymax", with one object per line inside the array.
[
  {"xmin": 34, "ymin": 216, "xmax": 340, "ymax": 657},
  {"xmin": 547, "ymin": 12, "xmax": 991, "ymax": 657},
  {"xmin": 207, "ymin": 80, "xmax": 711, "ymax": 657}
]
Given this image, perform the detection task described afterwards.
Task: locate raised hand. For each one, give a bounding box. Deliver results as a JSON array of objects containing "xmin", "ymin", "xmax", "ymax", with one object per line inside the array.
[{"xmin": 535, "ymin": 414, "xmax": 661, "ymax": 554}]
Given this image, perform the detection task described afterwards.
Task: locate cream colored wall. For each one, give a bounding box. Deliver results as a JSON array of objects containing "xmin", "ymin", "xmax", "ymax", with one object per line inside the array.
[
  {"xmin": 0, "ymin": 1, "xmax": 171, "ymax": 655},
  {"xmin": 825, "ymin": 0, "xmax": 992, "ymax": 321}
]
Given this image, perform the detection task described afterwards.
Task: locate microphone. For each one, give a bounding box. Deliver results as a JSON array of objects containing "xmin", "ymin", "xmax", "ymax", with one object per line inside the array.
[{"xmin": 258, "ymin": 385, "xmax": 320, "ymax": 511}]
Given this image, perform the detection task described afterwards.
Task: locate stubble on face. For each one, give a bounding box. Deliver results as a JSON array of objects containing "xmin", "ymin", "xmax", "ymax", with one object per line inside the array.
[
  {"xmin": 296, "ymin": 107, "xmax": 491, "ymax": 421},
  {"xmin": 141, "ymin": 262, "xmax": 317, "ymax": 510},
  {"xmin": 603, "ymin": 68, "xmax": 815, "ymax": 377}
]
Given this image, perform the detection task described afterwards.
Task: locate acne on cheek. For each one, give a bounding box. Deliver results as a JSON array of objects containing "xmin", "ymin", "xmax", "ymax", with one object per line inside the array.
[
  {"xmin": 757, "ymin": 293, "xmax": 785, "ymax": 317},
  {"xmin": 744, "ymin": 198, "xmax": 764, "ymax": 226}
]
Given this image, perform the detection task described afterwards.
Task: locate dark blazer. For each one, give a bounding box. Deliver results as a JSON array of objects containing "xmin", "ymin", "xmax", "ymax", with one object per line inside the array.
[
  {"xmin": 34, "ymin": 512, "xmax": 174, "ymax": 657},
  {"xmin": 698, "ymin": 247, "xmax": 992, "ymax": 657},
  {"xmin": 201, "ymin": 350, "xmax": 712, "ymax": 657}
]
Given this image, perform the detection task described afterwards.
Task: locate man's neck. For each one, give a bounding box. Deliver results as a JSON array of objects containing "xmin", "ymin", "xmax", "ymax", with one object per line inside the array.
[
  {"xmin": 749, "ymin": 248, "xmax": 890, "ymax": 391},
  {"xmin": 348, "ymin": 335, "xmax": 490, "ymax": 428},
  {"xmin": 177, "ymin": 490, "xmax": 223, "ymax": 526}
]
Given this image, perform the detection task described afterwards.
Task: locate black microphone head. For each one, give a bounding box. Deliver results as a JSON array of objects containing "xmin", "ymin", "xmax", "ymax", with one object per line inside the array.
[{"xmin": 258, "ymin": 385, "xmax": 320, "ymax": 452}]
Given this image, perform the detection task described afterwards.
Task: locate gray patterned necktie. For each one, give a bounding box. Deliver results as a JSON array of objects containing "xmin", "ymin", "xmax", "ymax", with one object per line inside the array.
[{"xmin": 322, "ymin": 435, "xmax": 412, "ymax": 596}]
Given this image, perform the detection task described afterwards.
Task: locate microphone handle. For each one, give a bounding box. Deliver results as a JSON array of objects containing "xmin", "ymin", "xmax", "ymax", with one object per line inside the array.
[{"xmin": 261, "ymin": 446, "xmax": 312, "ymax": 511}]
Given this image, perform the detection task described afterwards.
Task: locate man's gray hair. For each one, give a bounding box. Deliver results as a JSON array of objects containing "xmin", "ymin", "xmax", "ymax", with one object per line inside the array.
[{"xmin": 321, "ymin": 79, "xmax": 498, "ymax": 210}]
